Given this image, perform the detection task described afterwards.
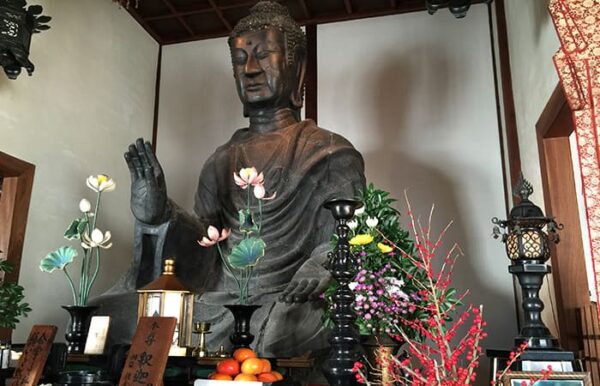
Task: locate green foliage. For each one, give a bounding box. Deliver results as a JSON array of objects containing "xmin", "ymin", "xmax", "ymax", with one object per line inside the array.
[
  {"xmin": 323, "ymin": 184, "xmax": 459, "ymax": 340},
  {"xmin": 0, "ymin": 260, "xmax": 31, "ymax": 329}
]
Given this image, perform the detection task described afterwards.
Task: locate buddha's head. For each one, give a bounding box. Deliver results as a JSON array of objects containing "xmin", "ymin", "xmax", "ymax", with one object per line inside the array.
[{"xmin": 228, "ymin": 1, "xmax": 307, "ymax": 117}]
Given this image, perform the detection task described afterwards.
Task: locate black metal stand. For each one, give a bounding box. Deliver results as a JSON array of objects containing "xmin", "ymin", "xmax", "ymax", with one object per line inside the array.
[
  {"xmin": 509, "ymin": 263, "xmax": 559, "ymax": 350},
  {"xmin": 322, "ymin": 198, "xmax": 362, "ymax": 386}
]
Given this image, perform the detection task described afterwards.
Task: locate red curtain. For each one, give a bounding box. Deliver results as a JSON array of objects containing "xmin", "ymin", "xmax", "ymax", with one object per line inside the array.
[{"xmin": 549, "ymin": 0, "xmax": 600, "ymax": 305}]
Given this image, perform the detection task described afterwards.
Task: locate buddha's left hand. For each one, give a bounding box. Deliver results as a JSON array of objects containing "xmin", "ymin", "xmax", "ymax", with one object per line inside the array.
[{"xmin": 278, "ymin": 277, "xmax": 330, "ymax": 304}]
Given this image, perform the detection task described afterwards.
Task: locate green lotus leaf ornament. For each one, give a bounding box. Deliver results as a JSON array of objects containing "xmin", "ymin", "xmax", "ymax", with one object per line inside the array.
[
  {"xmin": 40, "ymin": 246, "xmax": 77, "ymax": 273},
  {"xmin": 228, "ymin": 237, "xmax": 265, "ymax": 268},
  {"xmin": 64, "ymin": 218, "xmax": 87, "ymax": 240}
]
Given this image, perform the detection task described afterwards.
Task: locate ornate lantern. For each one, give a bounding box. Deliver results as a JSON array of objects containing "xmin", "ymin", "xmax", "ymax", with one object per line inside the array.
[
  {"xmin": 0, "ymin": 0, "xmax": 50, "ymax": 79},
  {"xmin": 492, "ymin": 175, "xmax": 562, "ymax": 351},
  {"xmin": 137, "ymin": 258, "xmax": 194, "ymax": 356},
  {"xmin": 425, "ymin": 0, "xmax": 474, "ymax": 18}
]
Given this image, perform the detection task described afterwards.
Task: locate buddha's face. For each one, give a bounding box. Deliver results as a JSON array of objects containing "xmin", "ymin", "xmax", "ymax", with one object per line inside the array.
[{"xmin": 230, "ymin": 29, "xmax": 296, "ymax": 111}]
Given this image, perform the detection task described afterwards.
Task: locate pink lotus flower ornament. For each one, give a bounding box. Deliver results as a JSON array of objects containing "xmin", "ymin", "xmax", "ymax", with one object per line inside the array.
[
  {"xmin": 198, "ymin": 225, "xmax": 231, "ymax": 247},
  {"xmin": 253, "ymin": 184, "xmax": 277, "ymax": 200},
  {"xmin": 233, "ymin": 167, "xmax": 264, "ymax": 189}
]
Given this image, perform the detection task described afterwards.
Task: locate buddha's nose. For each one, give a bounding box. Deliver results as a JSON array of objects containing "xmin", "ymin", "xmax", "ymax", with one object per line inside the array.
[{"xmin": 244, "ymin": 55, "xmax": 262, "ymax": 76}]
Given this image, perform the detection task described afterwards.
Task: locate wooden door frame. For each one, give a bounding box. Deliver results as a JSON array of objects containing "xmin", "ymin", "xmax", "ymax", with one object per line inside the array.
[
  {"xmin": 0, "ymin": 151, "xmax": 35, "ymax": 340},
  {"xmin": 536, "ymin": 84, "xmax": 590, "ymax": 352}
]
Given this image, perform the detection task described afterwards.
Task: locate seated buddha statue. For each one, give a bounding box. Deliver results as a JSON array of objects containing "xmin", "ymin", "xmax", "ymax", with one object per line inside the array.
[{"xmin": 95, "ymin": 1, "xmax": 365, "ymax": 357}]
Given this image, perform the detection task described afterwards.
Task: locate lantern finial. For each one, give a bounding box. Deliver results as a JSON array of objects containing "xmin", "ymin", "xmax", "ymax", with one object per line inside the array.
[
  {"xmin": 513, "ymin": 172, "xmax": 534, "ymax": 202},
  {"xmin": 163, "ymin": 258, "xmax": 175, "ymax": 275}
]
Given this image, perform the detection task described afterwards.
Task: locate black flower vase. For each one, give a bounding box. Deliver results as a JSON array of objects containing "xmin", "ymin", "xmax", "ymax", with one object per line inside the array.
[
  {"xmin": 62, "ymin": 305, "xmax": 98, "ymax": 354},
  {"xmin": 361, "ymin": 334, "xmax": 403, "ymax": 386},
  {"xmin": 224, "ymin": 304, "xmax": 261, "ymax": 350}
]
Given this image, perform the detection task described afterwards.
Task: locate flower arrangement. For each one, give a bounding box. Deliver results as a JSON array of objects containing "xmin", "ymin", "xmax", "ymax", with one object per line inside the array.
[
  {"xmin": 197, "ymin": 167, "xmax": 275, "ymax": 305},
  {"xmin": 0, "ymin": 259, "xmax": 31, "ymax": 329},
  {"xmin": 353, "ymin": 195, "xmax": 484, "ymax": 386},
  {"xmin": 40, "ymin": 174, "xmax": 115, "ymax": 306},
  {"xmin": 324, "ymin": 184, "xmax": 451, "ymax": 340}
]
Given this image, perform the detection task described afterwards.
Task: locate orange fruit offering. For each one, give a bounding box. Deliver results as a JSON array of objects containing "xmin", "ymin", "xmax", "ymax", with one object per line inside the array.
[
  {"xmin": 210, "ymin": 373, "xmax": 233, "ymax": 381},
  {"xmin": 257, "ymin": 372, "xmax": 278, "ymax": 382},
  {"xmin": 260, "ymin": 359, "xmax": 272, "ymax": 373},
  {"xmin": 216, "ymin": 358, "xmax": 240, "ymax": 376},
  {"xmin": 234, "ymin": 373, "xmax": 258, "ymax": 382},
  {"xmin": 241, "ymin": 357, "xmax": 264, "ymax": 375},
  {"xmin": 270, "ymin": 370, "xmax": 284, "ymax": 381},
  {"xmin": 233, "ymin": 348, "xmax": 257, "ymax": 363}
]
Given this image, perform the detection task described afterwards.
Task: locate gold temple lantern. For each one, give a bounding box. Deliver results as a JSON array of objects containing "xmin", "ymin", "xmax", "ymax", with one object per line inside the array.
[{"xmin": 137, "ymin": 258, "xmax": 194, "ymax": 356}]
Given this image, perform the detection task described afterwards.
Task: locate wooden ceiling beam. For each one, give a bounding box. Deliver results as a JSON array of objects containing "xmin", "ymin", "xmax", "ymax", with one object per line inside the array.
[
  {"xmin": 208, "ymin": 0, "xmax": 233, "ymax": 31},
  {"xmin": 143, "ymin": 1, "xmax": 257, "ymax": 22},
  {"xmin": 161, "ymin": 0, "xmax": 195, "ymax": 36},
  {"xmin": 298, "ymin": 0, "xmax": 310, "ymax": 19},
  {"xmin": 343, "ymin": 0, "xmax": 353, "ymax": 14},
  {"xmin": 124, "ymin": 5, "xmax": 163, "ymax": 43}
]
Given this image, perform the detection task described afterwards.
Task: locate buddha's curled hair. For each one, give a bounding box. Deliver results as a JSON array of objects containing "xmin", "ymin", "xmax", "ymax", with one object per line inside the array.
[{"xmin": 229, "ymin": 1, "xmax": 306, "ymax": 65}]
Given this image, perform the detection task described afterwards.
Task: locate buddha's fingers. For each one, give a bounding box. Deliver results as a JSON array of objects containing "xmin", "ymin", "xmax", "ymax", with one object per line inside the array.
[
  {"xmin": 124, "ymin": 151, "xmax": 139, "ymax": 180},
  {"xmin": 279, "ymin": 280, "xmax": 299, "ymax": 303},
  {"xmin": 293, "ymin": 279, "xmax": 318, "ymax": 303},
  {"xmin": 145, "ymin": 140, "xmax": 164, "ymax": 180},
  {"xmin": 127, "ymin": 143, "xmax": 144, "ymax": 178}
]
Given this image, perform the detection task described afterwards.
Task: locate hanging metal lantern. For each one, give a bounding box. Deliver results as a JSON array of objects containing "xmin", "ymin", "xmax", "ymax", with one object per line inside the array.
[
  {"xmin": 137, "ymin": 258, "xmax": 194, "ymax": 356},
  {"xmin": 0, "ymin": 0, "xmax": 50, "ymax": 80}
]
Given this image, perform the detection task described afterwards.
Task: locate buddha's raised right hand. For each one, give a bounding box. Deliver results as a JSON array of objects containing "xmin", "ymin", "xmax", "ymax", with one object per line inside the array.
[{"xmin": 124, "ymin": 138, "xmax": 169, "ymax": 224}]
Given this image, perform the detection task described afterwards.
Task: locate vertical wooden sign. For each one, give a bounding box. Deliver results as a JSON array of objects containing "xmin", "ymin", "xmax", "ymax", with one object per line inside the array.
[
  {"xmin": 119, "ymin": 317, "xmax": 177, "ymax": 386},
  {"xmin": 10, "ymin": 325, "xmax": 57, "ymax": 386}
]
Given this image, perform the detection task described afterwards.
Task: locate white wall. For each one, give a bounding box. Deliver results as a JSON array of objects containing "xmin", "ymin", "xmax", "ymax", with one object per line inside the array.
[
  {"xmin": 0, "ymin": 0, "xmax": 158, "ymax": 342},
  {"xmin": 159, "ymin": 5, "xmax": 516, "ymax": 383},
  {"xmin": 504, "ymin": 0, "xmax": 559, "ymax": 207}
]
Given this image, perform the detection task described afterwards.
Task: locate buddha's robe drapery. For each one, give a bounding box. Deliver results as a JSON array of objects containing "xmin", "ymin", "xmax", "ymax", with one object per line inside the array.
[{"xmin": 99, "ymin": 119, "xmax": 365, "ymax": 356}]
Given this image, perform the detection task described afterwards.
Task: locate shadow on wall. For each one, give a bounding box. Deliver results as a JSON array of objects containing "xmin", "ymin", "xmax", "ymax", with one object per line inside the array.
[
  {"xmin": 533, "ymin": 0, "xmax": 552, "ymax": 45},
  {"xmin": 361, "ymin": 47, "xmax": 515, "ymax": 383}
]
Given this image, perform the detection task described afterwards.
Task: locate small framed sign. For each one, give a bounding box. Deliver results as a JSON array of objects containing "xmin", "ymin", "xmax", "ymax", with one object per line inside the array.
[
  {"xmin": 84, "ymin": 316, "xmax": 111, "ymax": 355},
  {"xmin": 500, "ymin": 371, "xmax": 591, "ymax": 386},
  {"xmin": 119, "ymin": 317, "xmax": 177, "ymax": 386},
  {"xmin": 10, "ymin": 325, "xmax": 58, "ymax": 386}
]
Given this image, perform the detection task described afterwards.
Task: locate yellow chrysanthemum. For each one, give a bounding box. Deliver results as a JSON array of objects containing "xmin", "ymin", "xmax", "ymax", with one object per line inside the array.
[
  {"xmin": 349, "ymin": 234, "xmax": 374, "ymax": 246},
  {"xmin": 377, "ymin": 243, "xmax": 393, "ymax": 253}
]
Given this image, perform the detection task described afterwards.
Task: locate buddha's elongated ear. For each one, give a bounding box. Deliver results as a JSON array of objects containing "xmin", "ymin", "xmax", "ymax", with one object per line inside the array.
[{"xmin": 290, "ymin": 52, "xmax": 307, "ymax": 109}]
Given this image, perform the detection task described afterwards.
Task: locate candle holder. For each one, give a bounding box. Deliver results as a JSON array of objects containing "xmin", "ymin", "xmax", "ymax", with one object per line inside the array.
[
  {"xmin": 322, "ymin": 198, "xmax": 362, "ymax": 386},
  {"xmin": 192, "ymin": 321, "xmax": 212, "ymax": 359}
]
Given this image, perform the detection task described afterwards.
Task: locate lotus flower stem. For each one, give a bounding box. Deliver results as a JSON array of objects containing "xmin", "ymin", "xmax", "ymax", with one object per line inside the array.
[
  {"xmin": 63, "ymin": 268, "xmax": 78, "ymax": 306},
  {"xmin": 217, "ymin": 242, "xmax": 241, "ymax": 289},
  {"xmin": 87, "ymin": 247, "xmax": 101, "ymax": 302}
]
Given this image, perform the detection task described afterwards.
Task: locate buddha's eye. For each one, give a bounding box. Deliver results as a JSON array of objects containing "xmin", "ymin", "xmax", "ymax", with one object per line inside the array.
[
  {"xmin": 255, "ymin": 50, "xmax": 271, "ymax": 60},
  {"xmin": 232, "ymin": 49, "xmax": 248, "ymax": 65}
]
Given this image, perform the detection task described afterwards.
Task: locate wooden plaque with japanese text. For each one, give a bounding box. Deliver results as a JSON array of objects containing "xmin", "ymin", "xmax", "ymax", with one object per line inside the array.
[
  {"xmin": 10, "ymin": 325, "xmax": 57, "ymax": 386},
  {"xmin": 119, "ymin": 316, "xmax": 177, "ymax": 386}
]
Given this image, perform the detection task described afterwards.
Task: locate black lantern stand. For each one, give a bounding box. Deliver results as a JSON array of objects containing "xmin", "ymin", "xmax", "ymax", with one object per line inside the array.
[
  {"xmin": 492, "ymin": 175, "xmax": 573, "ymax": 363},
  {"xmin": 322, "ymin": 198, "xmax": 362, "ymax": 386}
]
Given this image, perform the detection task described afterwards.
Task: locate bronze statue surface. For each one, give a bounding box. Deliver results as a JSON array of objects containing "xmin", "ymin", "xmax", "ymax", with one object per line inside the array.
[{"xmin": 93, "ymin": 1, "xmax": 365, "ymax": 357}]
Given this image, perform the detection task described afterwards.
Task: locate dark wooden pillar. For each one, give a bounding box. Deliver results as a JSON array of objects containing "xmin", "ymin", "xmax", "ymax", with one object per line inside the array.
[{"xmin": 305, "ymin": 24, "xmax": 317, "ymax": 124}]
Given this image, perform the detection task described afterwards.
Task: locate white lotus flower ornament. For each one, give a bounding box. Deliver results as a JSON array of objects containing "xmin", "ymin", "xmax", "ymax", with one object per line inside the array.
[
  {"xmin": 82, "ymin": 228, "xmax": 113, "ymax": 249},
  {"xmin": 86, "ymin": 174, "xmax": 116, "ymax": 192}
]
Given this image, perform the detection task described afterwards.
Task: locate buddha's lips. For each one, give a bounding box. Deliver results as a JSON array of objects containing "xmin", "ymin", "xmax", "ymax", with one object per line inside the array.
[{"xmin": 245, "ymin": 83, "xmax": 265, "ymax": 91}]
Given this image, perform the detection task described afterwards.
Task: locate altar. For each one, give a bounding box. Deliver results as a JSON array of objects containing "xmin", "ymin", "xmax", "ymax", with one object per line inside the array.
[{"xmin": 1, "ymin": 0, "xmax": 599, "ymax": 385}]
